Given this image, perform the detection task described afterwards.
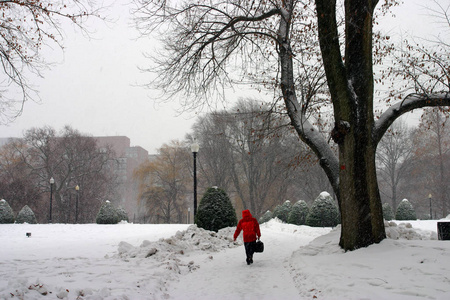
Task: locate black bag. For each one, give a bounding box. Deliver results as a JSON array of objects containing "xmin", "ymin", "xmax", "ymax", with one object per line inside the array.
[{"xmin": 254, "ymin": 240, "xmax": 264, "ymax": 253}]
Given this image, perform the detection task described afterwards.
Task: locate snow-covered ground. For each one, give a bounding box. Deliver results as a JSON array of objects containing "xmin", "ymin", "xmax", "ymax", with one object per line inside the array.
[{"xmin": 1, "ymin": 219, "xmax": 449, "ymax": 299}]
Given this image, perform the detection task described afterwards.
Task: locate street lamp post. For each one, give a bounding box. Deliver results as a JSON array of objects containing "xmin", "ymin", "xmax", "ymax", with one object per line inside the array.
[
  {"xmin": 428, "ymin": 194, "xmax": 432, "ymax": 220},
  {"xmin": 75, "ymin": 185, "xmax": 80, "ymax": 223},
  {"xmin": 191, "ymin": 140, "xmax": 199, "ymax": 219},
  {"xmin": 49, "ymin": 177, "xmax": 54, "ymax": 223}
]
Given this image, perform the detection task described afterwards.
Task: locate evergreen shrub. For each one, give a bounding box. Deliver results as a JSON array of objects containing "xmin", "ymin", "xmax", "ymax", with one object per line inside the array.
[
  {"xmin": 116, "ymin": 206, "xmax": 129, "ymax": 222},
  {"xmin": 0, "ymin": 199, "xmax": 15, "ymax": 224},
  {"xmin": 195, "ymin": 186, "xmax": 237, "ymax": 232},
  {"xmin": 273, "ymin": 200, "xmax": 292, "ymax": 223},
  {"xmin": 288, "ymin": 200, "xmax": 309, "ymax": 225},
  {"xmin": 96, "ymin": 200, "xmax": 119, "ymax": 224},
  {"xmin": 395, "ymin": 199, "xmax": 417, "ymax": 220},
  {"xmin": 259, "ymin": 210, "xmax": 273, "ymax": 224},
  {"xmin": 306, "ymin": 192, "xmax": 340, "ymax": 227},
  {"xmin": 382, "ymin": 203, "xmax": 394, "ymax": 221},
  {"xmin": 15, "ymin": 205, "xmax": 37, "ymax": 224}
]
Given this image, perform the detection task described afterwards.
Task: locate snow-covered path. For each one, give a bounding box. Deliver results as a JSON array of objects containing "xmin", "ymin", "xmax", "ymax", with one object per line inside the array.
[{"xmin": 168, "ymin": 222, "xmax": 332, "ymax": 300}]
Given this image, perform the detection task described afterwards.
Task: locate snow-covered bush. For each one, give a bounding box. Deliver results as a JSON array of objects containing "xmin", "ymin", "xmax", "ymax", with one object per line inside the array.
[
  {"xmin": 395, "ymin": 199, "xmax": 417, "ymax": 221},
  {"xmin": 306, "ymin": 192, "xmax": 340, "ymax": 227},
  {"xmin": 116, "ymin": 206, "xmax": 129, "ymax": 223},
  {"xmin": 273, "ymin": 200, "xmax": 292, "ymax": 223},
  {"xmin": 382, "ymin": 203, "xmax": 394, "ymax": 221},
  {"xmin": 96, "ymin": 200, "xmax": 119, "ymax": 224},
  {"xmin": 195, "ymin": 187, "xmax": 237, "ymax": 232},
  {"xmin": 258, "ymin": 210, "xmax": 273, "ymax": 224},
  {"xmin": 0, "ymin": 199, "xmax": 15, "ymax": 224},
  {"xmin": 288, "ymin": 200, "xmax": 309, "ymax": 225},
  {"xmin": 15, "ymin": 205, "xmax": 37, "ymax": 224}
]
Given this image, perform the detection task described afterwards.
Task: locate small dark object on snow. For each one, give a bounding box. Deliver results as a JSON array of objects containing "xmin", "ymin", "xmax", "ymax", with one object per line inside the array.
[
  {"xmin": 254, "ymin": 240, "xmax": 264, "ymax": 253},
  {"xmin": 437, "ymin": 222, "xmax": 450, "ymax": 240},
  {"xmin": 26, "ymin": 232, "xmax": 31, "ymax": 238}
]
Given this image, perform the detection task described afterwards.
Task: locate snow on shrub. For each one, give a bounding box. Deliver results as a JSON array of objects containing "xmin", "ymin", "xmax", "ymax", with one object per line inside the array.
[
  {"xmin": 0, "ymin": 199, "xmax": 15, "ymax": 224},
  {"xmin": 288, "ymin": 200, "xmax": 309, "ymax": 225},
  {"xmin": 258, "ymin": 210, "xmax": 273, "ymax": 224},
  {"xmin": 96, "ymin": 200, "xmax": 119, "ymax": 224},
  {"xmin": 382, "ymin": 203, "xmax": 394, "ymax": 221},
  {"xmin": 116, "ymin": 206, "xmax": 129, "ymax": 223},
  {"xmin": 195, "ymin": 186, "xmax": 237, "ymax": 232},
  {"xmin": 306, "ymin": 192, "xmax": 339, "ymax": 227},
  {"xmin": 395, "ymin": 199, "xmax": 417, "ymax": 221},
  {"xmin": 15, "ymin": 205, "xmax": 37, "ymax": 224},
  {"xmin": 272, "ymin": 200, "xmax": 292, "ymax": 223}
]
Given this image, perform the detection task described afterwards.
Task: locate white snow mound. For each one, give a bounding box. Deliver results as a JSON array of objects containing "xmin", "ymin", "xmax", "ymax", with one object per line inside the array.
[
  {"xmin": 115, "ymin": 225, "xmax": 239, "ymax": 260},
  {"xmin": 385, "ymin": 221, "xmax": 438, "ymax": 240}
]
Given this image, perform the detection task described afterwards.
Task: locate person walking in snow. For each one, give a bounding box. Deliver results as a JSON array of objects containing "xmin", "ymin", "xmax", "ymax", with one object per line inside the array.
[{"xmin": 234, "ymin": 209, "xmax": 261, "ymax": 265}]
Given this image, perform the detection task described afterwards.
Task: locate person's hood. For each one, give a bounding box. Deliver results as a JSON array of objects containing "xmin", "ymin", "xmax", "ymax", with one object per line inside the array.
[{"xmin": 242, "ymin": 209, "xmax": 252, "ymax": 218}]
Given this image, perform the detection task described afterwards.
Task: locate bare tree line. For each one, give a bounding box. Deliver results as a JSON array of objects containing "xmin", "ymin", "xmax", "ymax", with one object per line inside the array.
[
  {"xmin": 136, "ymin": 101, "xmax": 450, "ymax": 224},
  {"xmin": 376, "ymin": 108, "xmax": 450, "ymax": 219},
  {"xmin": 134, "ymin": 99, "xmax": 332, "ymax": 223},
  {"xmin": 1, "ymin": 105, "xmax": 448, "ymax": 224},
  {"xmin": 0, "ymin": 126, "xmax": 120, "ymax": 223}
]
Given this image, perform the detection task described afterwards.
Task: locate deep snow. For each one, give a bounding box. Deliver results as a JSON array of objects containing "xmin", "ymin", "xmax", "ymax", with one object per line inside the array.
[{"xmin": 0, "ymin": 219, "xmax": 449, "ymax": 299}]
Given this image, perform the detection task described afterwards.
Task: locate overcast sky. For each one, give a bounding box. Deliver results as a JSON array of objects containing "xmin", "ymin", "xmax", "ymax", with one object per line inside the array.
[{"xmin": 0, "ymin": 0, "xmax": 445, "ymax": 154}]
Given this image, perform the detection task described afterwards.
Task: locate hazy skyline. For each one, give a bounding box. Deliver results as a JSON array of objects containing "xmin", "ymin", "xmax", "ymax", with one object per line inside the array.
[{"xmin": 0, "ymin": 0, "xmax": 443, "ymax": 154}]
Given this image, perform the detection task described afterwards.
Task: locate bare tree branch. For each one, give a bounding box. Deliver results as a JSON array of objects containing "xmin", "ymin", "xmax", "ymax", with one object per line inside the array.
[{"xmin": 0, "ymin": 0, "xmax": 104, "ymax": 124}]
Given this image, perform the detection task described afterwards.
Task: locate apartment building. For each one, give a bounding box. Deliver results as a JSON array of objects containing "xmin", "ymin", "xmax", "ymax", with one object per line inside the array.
[{"xmin": 95, "ymin": 136, "xmax": 149, "ymax": 222}]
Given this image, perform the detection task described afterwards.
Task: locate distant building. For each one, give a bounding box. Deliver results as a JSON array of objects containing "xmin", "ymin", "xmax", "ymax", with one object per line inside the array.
[{"xmin": 95, "ymin": 136, "xmax": 149, "ymax": 222}]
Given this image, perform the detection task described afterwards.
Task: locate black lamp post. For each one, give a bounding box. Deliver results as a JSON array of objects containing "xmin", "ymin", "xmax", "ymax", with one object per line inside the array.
[
  {"xmin": 75, "ymin": 185, "xmax": 80, "ymax": 223},
  {"xmin": 49, "ymin": 177, "xmax": 54, "ymax": 223},
  {"xmin": 428, "ymin": 193, "xmax": 432, "ymax": 220},
  {"xmin": 191, "ymin": 139, "xmax": 199, "ymax": 219}
]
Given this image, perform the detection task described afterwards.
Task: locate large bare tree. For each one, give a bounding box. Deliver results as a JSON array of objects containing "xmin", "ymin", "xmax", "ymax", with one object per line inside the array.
[
  {"xmin": 411, "ymin": 108, "xmax": 450, "ymax": 218},
  {"xmin": 133, "ymin": 0, "xmax": 450, "ymax": 250},
  {"xmin": 192, "ymin": 99, "xmax": 303, "ymax": 216},
  {"xmin": 376, "ymin": 120, "xmax": 414, "ymax": 210},
  {"xmin": 0, "ymin": 141, "xmax": 43, "ymax": 220},
  {"xmin": 11, "ymin": 126, "xmax": 118, "ymax": 223},
  {"xmin": 134, "ymin": 141, "xmax": 190, "ymax": 223}
]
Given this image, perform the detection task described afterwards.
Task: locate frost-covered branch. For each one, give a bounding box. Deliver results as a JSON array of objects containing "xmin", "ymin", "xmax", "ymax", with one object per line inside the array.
[{"xmin": 373, "ymin": 92, "xmax": 450, "ymax": 144}]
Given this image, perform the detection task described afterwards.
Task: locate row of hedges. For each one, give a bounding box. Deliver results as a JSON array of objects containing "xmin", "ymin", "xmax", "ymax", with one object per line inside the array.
[
  {"xmin": 0, "ymin": 199, "xmax": 37, "ymax": 224},
  {"xmin": 260, "ymin": 195, "xmax": 419, "ymax": 227},
  {"xmin": 193, "ymin": 188, "xmax": 340, "ymax": 231},
  {"xmin": 259, "ymin": 192, "xmax": 340, "ymax": 227},
  {"xmin": 0, "ymin": 198, "xmax": 129, "ymax": 224}
]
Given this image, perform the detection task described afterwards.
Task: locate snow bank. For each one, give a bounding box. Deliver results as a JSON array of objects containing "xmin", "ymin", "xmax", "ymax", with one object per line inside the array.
[
  {"xmin": 115, "ymin": 225, "xmax": 239, "ymax": 260},
  {"xmin": 385, "ymin": 221, "xmax": 438, "ymax": 240},
  {"xmin": 107, "ymin": 225, "xmax": 240, "ymax": 299},
  {"xmin": 289, "ymin": 220, "xmax": 450, "ymax": 299}
]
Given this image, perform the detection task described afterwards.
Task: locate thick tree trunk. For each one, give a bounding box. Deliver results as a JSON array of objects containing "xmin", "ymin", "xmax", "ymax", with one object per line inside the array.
[
  {"xmin": 314, "ymin": 0, "xmax": 386, "ymax": 250},
  {"xmin": 338, "ymin": 127, "xmax": 385, "ymax": 249}
]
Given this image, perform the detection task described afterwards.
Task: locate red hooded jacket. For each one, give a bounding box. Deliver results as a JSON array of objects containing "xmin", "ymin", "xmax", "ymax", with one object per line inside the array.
[{"xmin": 234, "ymin": 210, "xmax": 261, "ymax": 243}]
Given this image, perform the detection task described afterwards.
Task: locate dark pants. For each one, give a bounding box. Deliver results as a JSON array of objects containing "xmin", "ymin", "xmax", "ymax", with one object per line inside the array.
[{"xmin": 244, "ymin": 241, "xmax": 256, "ymax": 264}]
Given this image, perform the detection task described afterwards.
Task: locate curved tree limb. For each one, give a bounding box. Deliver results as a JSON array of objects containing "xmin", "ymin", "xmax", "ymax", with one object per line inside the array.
[{"xmin": 373, "ymin": 92, "xmax": 450, "ymax": 145}]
